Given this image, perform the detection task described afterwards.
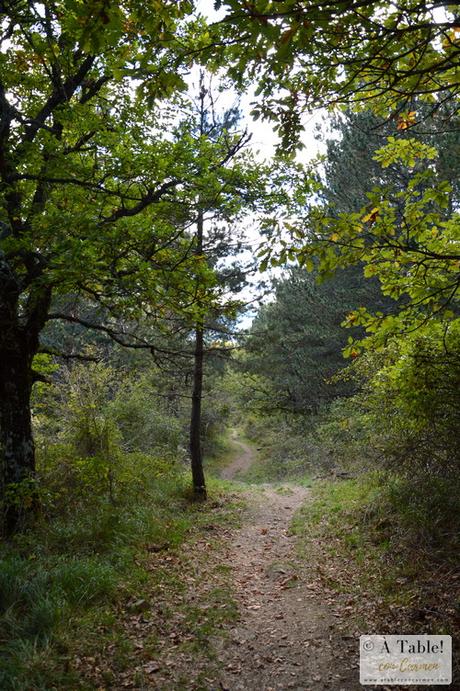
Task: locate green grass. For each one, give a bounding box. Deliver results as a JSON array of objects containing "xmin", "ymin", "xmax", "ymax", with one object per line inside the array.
[
  {"xmin": 292, "ymin": 476, "xmax": 383, "ymax": 580},
  {"xmin": 203, "ymin": 430, "xmax": 235, "ymax": 476},
  {"xmin": 238, "ymin": 453, "xmax": 313, "ymax": 486},
  {"xmin": 204, "ymin": 424, "xmax": 315, "ymax": 491},
  {"xmin": 291, "ymin": 472, "xmax": 460, "ymax": 633},
  {"xmin": 0, "ymin": 452, "xmax": 244, "ymax": 690},
  {"xmin": 240, "ymin": 415, "xmax": 317, "ymax": 483}
]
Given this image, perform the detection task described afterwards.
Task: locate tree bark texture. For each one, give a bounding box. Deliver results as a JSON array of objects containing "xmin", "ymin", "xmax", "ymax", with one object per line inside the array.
[
  {"xmin": 0, "ymin": 274, "xmax": 49, "ymax": 534},
  {"xmin": 188, "ymin": 165, "xmax": 207, "ymax": 500}
]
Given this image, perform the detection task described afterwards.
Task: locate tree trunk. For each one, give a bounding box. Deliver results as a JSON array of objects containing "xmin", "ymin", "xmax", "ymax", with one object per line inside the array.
[
  {"xmin": 189, "ymin": 325, "xmax": 207, "ymax": 500},
  {"xmin": 188, "ymin": 77, "xmax": 209, "ymax": 501},
  {"xmin": 189, "ymin": 191, "xmax": 207, "ymax": 500},
  {"xmin": 0, "ymin": 333, "xmax": 36, "ymax": 535}
]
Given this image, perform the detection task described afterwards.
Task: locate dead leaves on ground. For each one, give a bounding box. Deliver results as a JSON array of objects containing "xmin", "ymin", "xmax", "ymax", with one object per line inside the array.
[{"xmin": 72, "ymin": 509, "xmax": 242, "ymax": 689}]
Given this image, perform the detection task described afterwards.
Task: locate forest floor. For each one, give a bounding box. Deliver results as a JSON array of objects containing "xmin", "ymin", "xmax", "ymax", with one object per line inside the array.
[
  {"xmin": 87, "ymin": 432, "xmax": 360, "ymax": 690},
  {"xmin": 73, "ymin": 432, "xmax": 451, "ymax": 690},
  {"xmin": 4, "ymin": 436, "xmax": 457, "ymax": 689}
]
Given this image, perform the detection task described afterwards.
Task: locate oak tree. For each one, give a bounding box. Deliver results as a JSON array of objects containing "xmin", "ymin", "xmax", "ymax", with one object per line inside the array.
[{"xmin": 0, "ymin": 0, "xmax": 204, "ymax": 531}]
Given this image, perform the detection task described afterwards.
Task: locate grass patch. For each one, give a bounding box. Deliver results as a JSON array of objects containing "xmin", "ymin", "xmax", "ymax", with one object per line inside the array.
[
  {"xmin": 240, "ymin": 455, "xmax": 313, "ymax": 486},
  {"xmin": 242, "ymin": 415, "xmax": 317, "ymax": 482},
  {"xmin": 204, "ymin": 430, "xmax": 235, "ymax": 476},
  {"xmin": 0, "ymin": 452, "xmax": 244, "ymax": 690},
  {"xmin": 292, "ymin": 472, "xmax": 460, "ymax": 637}
]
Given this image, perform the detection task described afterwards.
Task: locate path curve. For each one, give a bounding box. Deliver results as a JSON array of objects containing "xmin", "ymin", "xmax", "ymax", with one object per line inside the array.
[{"xmin": 220, "ymin": 429, "xmax": 256, "ymax": 480}]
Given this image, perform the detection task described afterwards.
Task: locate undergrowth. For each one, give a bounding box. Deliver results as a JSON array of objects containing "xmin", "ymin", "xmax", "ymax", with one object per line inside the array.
[
  {"xmin": 292, "ymin": 473, "xmax": 460, "ymax": 636},
  {"xmin": 0, "ymin": 450, "xmax": 242, "ymax": 690},
  {"xmin": 242, "ymin": 415, "xmax": 316, "ymax": 482},
  {"xmin": 203, "ymin": 430, "xmax": 234, "ymax": 476}
]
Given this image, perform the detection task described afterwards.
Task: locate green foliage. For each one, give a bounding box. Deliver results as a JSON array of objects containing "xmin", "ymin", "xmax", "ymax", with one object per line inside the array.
[
  {"xmin": 265, "ymin": 135, "xmax": 460, "ymax": 360},
  {"xmin": 242, "ymin": 414, "xmax": 314, "ymax": 482},
  {"xmin": 291, "ymin": 396, "xmax": 375, "ymax": 475},
  {"xmin": 0, "ymin": 0, "xmax": 212, "ymax": 322},
  {"xmin": 0, "ymin": 2, "xmax": 239, "ymax": 526},
  {"xmin": 32, "ymin": 347, "xmax": 239, "ymax": 508},
  {"xmin": 200, "ymin": 368, "xmax": 233, "ymax": 454},
  {"xmin": 110, "ymin": 374, "xmax": 184, "ymax": 454},
  {"xmin": 294, "ymin": 471, "xmax": 459, "ymax": 587},
  {"xmin": 358, "ymin": 326, "xmax": 460, "ymax": 474},
  {"xmin": 214, "ymin": 1, "xmax": 460, "ymax": 151},
  {"xmin": 36, "ymin": 361, "xmax": 122, "ymax": 504},
  {"xmin": 300, "ymin": 319, "xmax": 460, "ymax": 479},
  {"xmin": 30, "ymin": 358, "xmax": 189, "ymax": 529},
  {"xmin": 318, "ymin": 107, "xmax": 460, "ymax": 215},
  {"xmin": 0, "ymin": 427, "xmax": 241, "ymax": 690},
  {"xmin": 243, "ymin": 266, "xmax": 381, "ymax": 414},
  {"xmin": 62, "ymin": 361, "xmax": 122, "ymax": 458},
  {"xmin": 291, "ymin": 473, "xmax": 459, "ymax": 644}
]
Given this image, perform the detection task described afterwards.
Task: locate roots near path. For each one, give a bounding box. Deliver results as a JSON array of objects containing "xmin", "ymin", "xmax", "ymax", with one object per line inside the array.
[{"xmin": 214, "ymin": 433, "xmax": 357, "ymax": 691}]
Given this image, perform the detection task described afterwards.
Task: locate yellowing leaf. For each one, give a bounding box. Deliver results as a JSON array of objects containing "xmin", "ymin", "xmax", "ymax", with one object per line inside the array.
[
  {"xmin": 280, "ymin": 25, "xmax": 298, "ymax": 45},
  {"xmin": 397, "ymin": 111, "xmax": 417, "ymax": 130},
  {"xmin": 362, "ymin": 207, "xmax": 380, "ymax": 223},
  {"xmin": 364, "ymin": 264, "xmax": 376, "ymax": 277}
]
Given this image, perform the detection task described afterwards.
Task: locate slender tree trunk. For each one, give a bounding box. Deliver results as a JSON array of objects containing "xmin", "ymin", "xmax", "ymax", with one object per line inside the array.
[
  {"xmin": 188, "ymin": 75, "xmax": 210, "ymax": 500},
  {"xmin": 190, "ymin": 324, "xmax": 206, "ymax": 499},
  {"xmin": 189, "ymin": 190, "xmax": 207, "ymax": 499},
  {"xmin": 0, "ymin": 331, "xmax": 36, "ymax": 535}
]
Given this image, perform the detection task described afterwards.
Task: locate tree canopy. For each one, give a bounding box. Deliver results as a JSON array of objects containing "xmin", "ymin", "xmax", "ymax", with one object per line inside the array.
[
  {"xmin": 0, "ymin": 1, "xmax": 229, "ymax": 530},
  {"xmin": 213, "ymin": 0, "xmax": 460, "ymax": 151},
  {"xmin": 1, "ymin": 0, "xmax": 459, "ymax": 536},
  {"xmin": 245, "ymin": 266, "xmax": 363, "ymax": 414}
]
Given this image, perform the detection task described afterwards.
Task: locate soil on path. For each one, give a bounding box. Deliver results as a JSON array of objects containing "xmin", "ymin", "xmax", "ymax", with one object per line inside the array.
[{"xmin": 214, "ymin": 434, "xmax": 358, "ymax": 691}]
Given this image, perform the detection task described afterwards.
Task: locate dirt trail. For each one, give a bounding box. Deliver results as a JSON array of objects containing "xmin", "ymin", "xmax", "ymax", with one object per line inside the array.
[
  {"xmin": 220, "ymin": 429, "xmax": 256, "ymax": 480},
  {"xmin": 215, "ymin": 434, "xmax": 357, "ymax": 691}
]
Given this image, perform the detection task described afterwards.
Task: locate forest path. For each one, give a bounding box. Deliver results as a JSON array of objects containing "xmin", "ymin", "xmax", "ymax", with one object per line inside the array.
[
  {"xmin": 220, "ymin": 428, "xmax": 256, "ymax": 480},
  {"xmin": 214, "ymin": 435, "xmax": 357, "ymax": 690}
]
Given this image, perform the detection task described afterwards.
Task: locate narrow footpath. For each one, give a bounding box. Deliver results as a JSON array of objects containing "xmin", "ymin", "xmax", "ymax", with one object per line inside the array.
[
  {"xmin": 214, "ymin": 431, "xmax": 358, "ymax": 691},
  {"xmin": 220, "ymin": 429, "xmax": 257, "ymax": 480}
]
